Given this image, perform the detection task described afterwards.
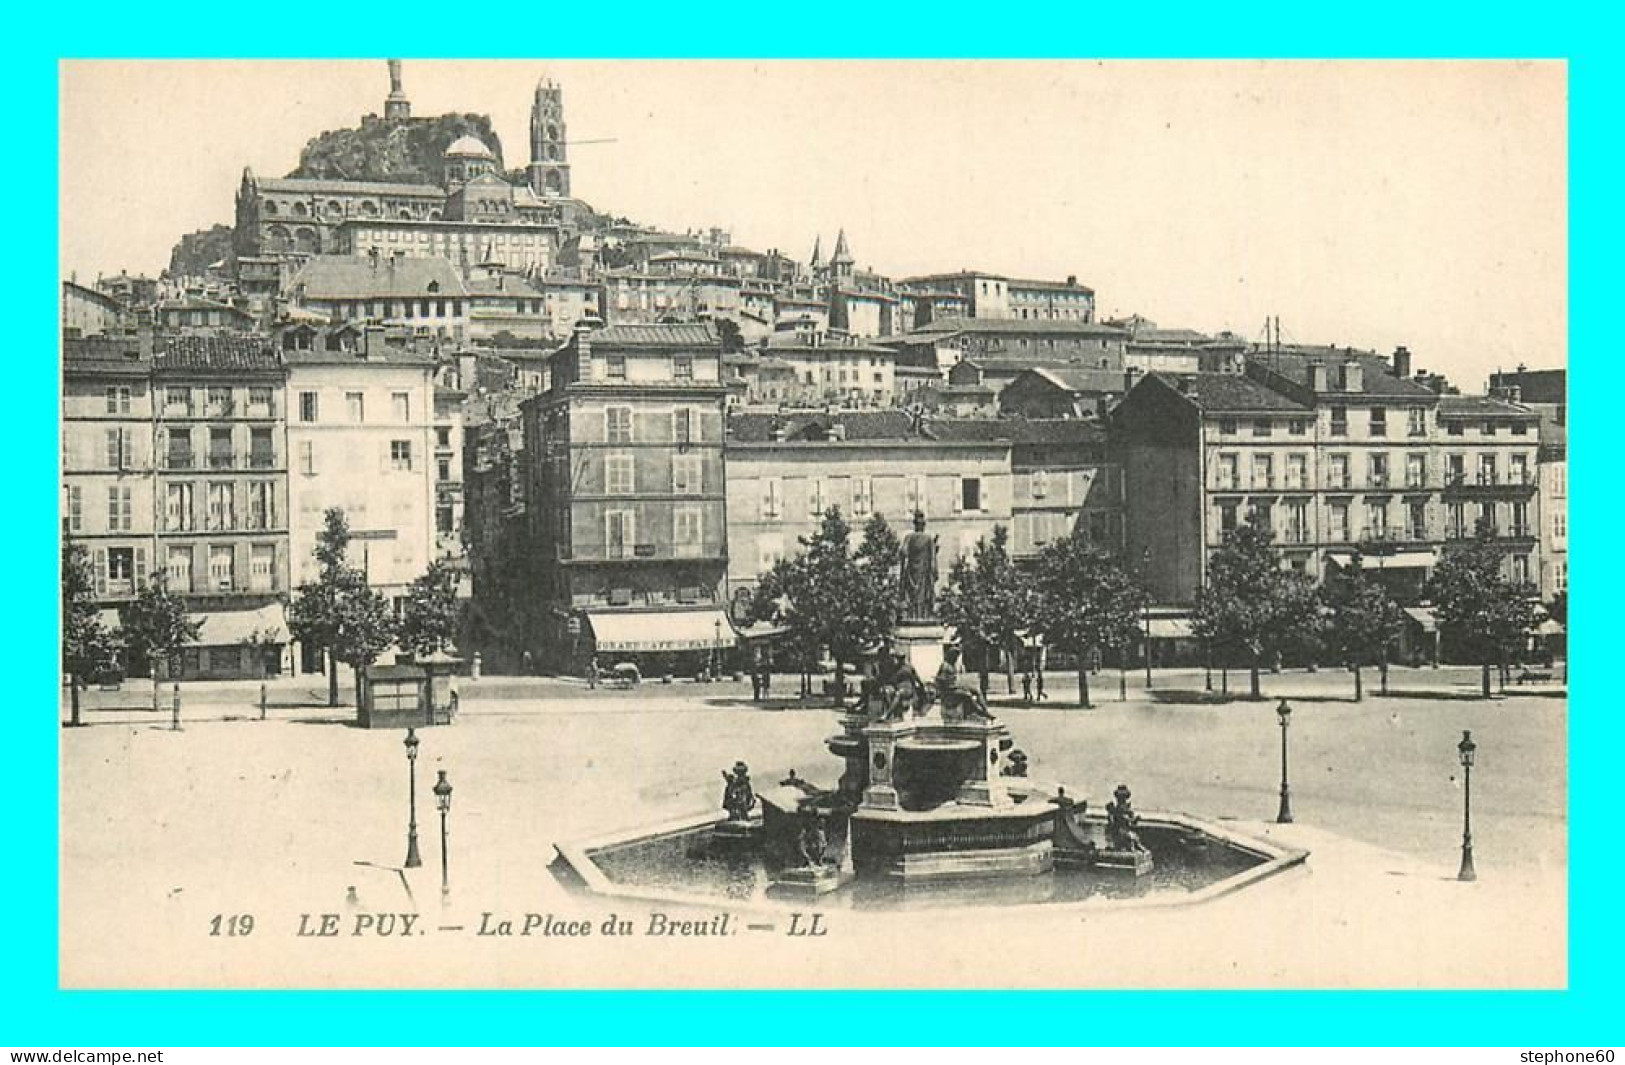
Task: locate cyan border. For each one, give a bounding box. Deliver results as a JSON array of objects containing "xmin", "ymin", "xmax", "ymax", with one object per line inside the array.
[{"xmin": 17, "ymin": 5, "xmax": 1617, "ymax": 1044}]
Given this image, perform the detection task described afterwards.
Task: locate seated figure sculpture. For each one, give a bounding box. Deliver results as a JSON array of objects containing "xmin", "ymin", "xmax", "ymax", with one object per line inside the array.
[
  {"xmin": 1104, "ymin": 783, "xmax": 1147, "ymax": 853},
  {"xmin": 873, "ymin": 648, "xmax": 930, "ymax": 721},
  {"xmin": 721, "ymin": 761, "xmax": 757, "ymax": 821},
  {"xmin": 933, "ymin": 645, "xmax": 993, "ymax": 721}
]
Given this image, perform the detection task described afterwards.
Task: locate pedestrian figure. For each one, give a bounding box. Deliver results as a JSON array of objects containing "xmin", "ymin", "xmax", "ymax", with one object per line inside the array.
[
  {"xmin": 1021, "ymin": 669, "xmax": 1033, "ymax": 705},
  {"xmin": 587, "ymin": 655, "xmax": 600, "ymax": 690},
  {"xmin": 760, "ymin": 663, "xmax": 772, "ymax": 698},
  {"xmin": 521, "ymin": 649, "xmax": 533, "ymax": 676},
  {"xmin": 1036, "ymin": 666, "xmax": 1047, "ymax": 701},
  {"xmin": 750, "ymin": 653, "xmax": 763, "ymax": 702}
]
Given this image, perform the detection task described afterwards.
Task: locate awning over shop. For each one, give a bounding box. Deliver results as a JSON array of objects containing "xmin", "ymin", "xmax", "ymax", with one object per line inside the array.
[
  {"xmin": 1327, "ymin": 550, "xmax": 1438, "ymax": 570},
  {"xmin": 1146, "ymin": 617, "xmax": 1193, "ymax": 639},
  {"xmin": 190, "ymin": 602, "xmax": 289, "ymax": 647},
  {"xmin": 734, "ymin": 621, "xmax": 788, "ymax": 641},
  {"xmin": 1536, "ymin": 618, "xmax": 1566, "ymax": 636},
  {"xmin": 588, "ymin": 609, "xmax": 735, "ymax": 653},
  {"xmin": 1403, "ymin": 606, "xmax": 1437, "ymax": 633},
  {"xmin": 97, "ymin": 608, "xmax": 121, "ymax": 630}
]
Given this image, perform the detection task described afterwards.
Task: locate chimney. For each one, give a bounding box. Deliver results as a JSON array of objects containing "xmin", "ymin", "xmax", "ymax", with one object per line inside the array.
[
  {"xmin": 135, "ymin": 308, "xmax": 154, "ymax": 361},
  {"xmin": 1125, "ymin": 366, "xmax": 1143, "ymax": 389},
  {"xmin": 1508, "ymin": 384, "xmax": 1523, "ymax": 405},
  {"xmin": 1392, "ymin": 345, "xmax": 1411, "ymax": 380},
  {"xmin": 1343, "ymin": 359, "xmax": 1364, "ymax": 393},
  {"xmin": 1308, "ymin": 361, "xmax": 1328, "ymax": 392},
  {"xmin": 1066, "ymin": 275, "xmax": 1078, "ymax": 286},
  {"xmin": 363, "ymin": 325, "xmax": 387, "ymax": 360},
  {"xmin": 1178, "ymin": 376, "xmax": 1197, "ymax": 397}
]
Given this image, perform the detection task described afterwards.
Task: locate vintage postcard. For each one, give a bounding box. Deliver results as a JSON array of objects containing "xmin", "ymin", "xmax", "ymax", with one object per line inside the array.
[{"xmin": 58, "ymin": 59, "xmax": 1566, "ymax": 989}]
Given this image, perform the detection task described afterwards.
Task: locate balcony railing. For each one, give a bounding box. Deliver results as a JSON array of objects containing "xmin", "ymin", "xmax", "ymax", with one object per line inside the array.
[
  {"xmin": 208, "ymin": 450, "xmax": 235, "ymax": 470},
  {"xmin": 166, "ymin": 450, "xmax": 195, "ymax": 470},
  {"xmin": 249, "ymin": 450, "xmax": 276, "ymax": 469}
]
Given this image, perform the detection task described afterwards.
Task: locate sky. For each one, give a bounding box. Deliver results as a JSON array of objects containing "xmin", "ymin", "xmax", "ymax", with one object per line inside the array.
[{"xmin": 59, "ymin": 59, "xmax": 1566, "ymax": 388}]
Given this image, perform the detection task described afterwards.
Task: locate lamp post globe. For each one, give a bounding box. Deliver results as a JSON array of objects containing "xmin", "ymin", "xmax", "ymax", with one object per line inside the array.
[
  {"xmin": 403, "ymin": 727, "xmax": 422, "ymax": 869},
  {"xmin": 1275, "ymin": 698, "xmax": 1294, "ymax": 824},
  {"xmin": 433, "ymin": 769, "xmax": 453, "ymax": 901},
  {"xmin": 1457, "ymin": 730, "xmax": 1477, "ymax": 882}
]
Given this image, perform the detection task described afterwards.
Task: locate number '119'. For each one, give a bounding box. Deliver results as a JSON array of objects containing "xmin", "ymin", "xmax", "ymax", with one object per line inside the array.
[{"xmin": 209, "ymin": 914, "xmax": 255, "ymax": 936}]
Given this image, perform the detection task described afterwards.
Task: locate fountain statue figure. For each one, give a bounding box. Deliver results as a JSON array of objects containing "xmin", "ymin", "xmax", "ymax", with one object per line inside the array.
[
  {"xmin": 1105, "ymin": 783, "xmax": 1148, "ymax": 853},
  {"xmin": 721, "ymin": 761, "xmax": 756, "ymax": 821},
  {"xmin": 898, "ymin": 510, "xmax": 939, "ymax": 621}
]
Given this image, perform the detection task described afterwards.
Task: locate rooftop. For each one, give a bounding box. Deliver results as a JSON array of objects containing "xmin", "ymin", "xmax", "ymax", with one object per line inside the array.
[
  {"xmin": 288, "ymin": 255, "xmax": 471, "ymax": 301},
  {"xmin": 908, "ymin": 317, "xmax": 1127, "ymax": 339},
  {"xmin": 1436, "ymin": 394, "xmax": 1540, "ymax": 420},
  {"xmin": 255, "ymin": 176, "xmax": 446, "ymax": 199},
  {"xmin": 1147, "ymin": 372, "xmax": 1311, "ymax": 413},
  {"xmin": 1019, "ymin": 366, "xmax": 1131, "ymax": 393},
  {"xmin": 155, "ymin": 335, "xmax": 283, "ymax": 373},
  {"xmin": 727, "ymin": 410, "xmax": 917, "ymax": 443},
  {"xmin": 1250, "ymin": 349, "xmax": 1438, "ymax": 399},
  {"xmin": 586, "ymin": 322, "xmax": 721, "ymax": 348}
]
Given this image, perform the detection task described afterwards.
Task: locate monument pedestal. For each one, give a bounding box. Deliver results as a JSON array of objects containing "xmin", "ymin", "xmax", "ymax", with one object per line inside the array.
[
  {"xmin": 770, "ymin": 863, "xmax": 845, "ymax": 898},
  {"xmin": 893, "ymin": 621, "xmax": 947, "ymax": 681}
]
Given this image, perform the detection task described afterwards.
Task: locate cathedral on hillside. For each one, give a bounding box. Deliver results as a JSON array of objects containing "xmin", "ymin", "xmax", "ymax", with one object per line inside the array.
[{"xmin": 232, "ymin": 61, "xmax": 585, "ymax": 268}]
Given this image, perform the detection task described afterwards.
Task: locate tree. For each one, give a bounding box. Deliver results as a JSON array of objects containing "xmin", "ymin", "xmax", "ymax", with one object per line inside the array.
[
  {"xmin": 62, "ymin": 541, "xmax": 121, "ymax": 727},
  {"xmin": 1324, "ymin": 554, "xmax": 1407, "ymax": 701},
  {"xmin": 1192, "ymin": 522, "xmax": 1303, "ymax": 699},
  {"xmin": 1427, "ymin": 529, "xmax": 1539, "ymax": 698},
  {"xmin": 1032, "ymin": 529, "xmax": 1147, "ymax": 709},
  {"xmin": 939, "ymin": 525, "xmax": 1036, "ymax": 695},
  {"xmin": 399, "ymin": 559, "xmax": 461, "ymax": 658},
  {"xmin": 120, "ymin": 574, "xmax": 203, "ymax": 713},
  {"xmin": 289, "ymin": 508, "xmax": 397, "ymax": 707}
]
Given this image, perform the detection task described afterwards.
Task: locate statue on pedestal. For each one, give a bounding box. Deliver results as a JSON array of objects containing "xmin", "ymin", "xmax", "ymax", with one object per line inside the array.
[
  {"xmin": 1105, "ymin": 783, "xmax": 1147, "ymax": 853},
  {"xmin": 796, "ymin": 809, "xmax": 831, "ymax": 869},
  {"xmin": 874, "ymin": 648, "xmax": 929, "ymax": 721},
  {"xmin": 721, "ymin": 761, "xmax": 756, "ymax": 821},
  {"xmin": 898, "ymin": 511, "xmax": 939, "ymax": 622},
  {"xmin": 934, "ymin": 645, "xmax": 993, "ymax": 721}
]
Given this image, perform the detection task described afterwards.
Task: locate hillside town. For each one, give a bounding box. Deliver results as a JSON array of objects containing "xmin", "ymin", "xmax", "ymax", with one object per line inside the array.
[{"xmin": 60, "ymin": 60, "xmax": 1567, "ymax": 689}]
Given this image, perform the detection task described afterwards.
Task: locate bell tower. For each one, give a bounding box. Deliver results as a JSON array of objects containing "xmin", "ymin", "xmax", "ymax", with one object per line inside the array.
[{"xmin": 527, "ymin": 76, "xmax": 572, "ymax": 198}]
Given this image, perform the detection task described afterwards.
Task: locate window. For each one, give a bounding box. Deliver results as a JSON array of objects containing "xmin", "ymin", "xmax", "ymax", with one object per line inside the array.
[
  {"xmin": 207, "ymin": 483, "xmax": 235, "ymax": 531},
  {"xmin": 1447, "ymin": 453, "xmax": 1466, "ymax": 485},
  {"xmin": 249, "ymin": 427, "xmax": 275, "ymax": 469},
  {"xmin": 1250, "ymin": 500, "xmax": 1273, "ymax": 532},
  {"xmin": 1511, "ymin": 501, "xmax": 1530, "ymax": 538},
  {"xmin": 673, "ymin": 355, "xmax": 693, "ymax": 381},
  {"xmin": 247, "ymin": 387, "xmax": 273, "ymax": 417},
  {"xmin": 852, "ymin": 476, "xmax": 873, "ymax": 516},
  {"xmin": 247, "ymin": 482, "xmax": 274, "ymax": 531},
  {"xmin": 1478, "ymin": 453, "xmax": 1498, "ymax": 486},
  {"xmin": 436, "ymin": 426, "xmax": 452, "ymax": 449},
  {"xmin": 673, "ymin": 408, "xmax": 695, "ymax": 445},
  {"xmin": 1030, "ymin": 470, "xmax": 1049, "ymax": 499},
  {"xmin": 1554, "ymin": 510, "xmax": 1567, "ymax": 538},
  {"xmin": 250, "ymin": 545, "xmax": 275, "ymax": 592},
  {"xmin": 1447, "ymin": 422, "xmax": 1464, "ymax": 437},
  {"xmin": 1369, "ymin": 408, "xmax": 1387, "ymax": 437},
  {"xmin": 1511, "ymin": 421, "xmax": 1529, "ymax": 436},
  {"xmin": 673, "ymin": 507, "xmax": 702, "ymax": 557},
  {"xmin": 807, "ymin": 477, "xmax": 828, "ymax": 517},
  {"xmin": 1510, "ymin": 453, "xmax": 1530, "ymax": 485},
  {"xmin": 1406, "ymin": 453, "xmax": 1427, "ymax": 488},
  {"xmin": 1289, "ymin": 419, "xmax": 1309, "ymax": 436},
  {"xmin": 1477, "ymin": 502, "xmax": 1497, "ymax": 536},
  {"xmin": 1408, "ymin": 501, "xmax": 1428, "ymax": 540},
  {"xmin": 1367, "ymin": 453, "xmax": 1388, "ymax": 488},
  {"xmin": 1286, "ymin": 454, "xmax": 1307, "ymax": 490},
  {"xmin": 606, "ymin": 406, "xmax": 632, "ymax": 443},
  {"xmin": 164, "ymin": 428, "xmax": 194, "ymax": 469},
  {"xmin": 392, "ymin": 392, "xmax": 410, "ymax": 423},
  {"xmin": 1448, "ymin": 502, "xmax": 1467, "ymax": 539},
  {"xmin": 106, "ymin": 485, "xmax": 132, "ymax": 532},
  {"xmin": 1328, "ymin": 501, "xmax": 1350, "ymax": 541},
  {"xmin": 960, "ymin": 477, "xmax": 982, "ymax": 512},
  {"xmin": 606, "ymin": 454, "xmax": 634, "ymax": 495},
  {"xmin": 207, "ymin": 387, "xmax": 234, "ymax": 417},
  {"xmin": 1510, "ymin": 554, "xmax": 1530, "ymax": 585},
  {"xmin": 209, "ymin": 427, "xmax": 234, "ymax": 469},
  {"xmin": 1482, "ymin": 422, "xmax": 1497, "ymax": 436},
  {"xmin": 1285, "ymin": 500, "xmax": 1308, "ymax": 543},
  {"xmin": 165, "ymin": 483, "xmax": 194, "ymax": 531},
  {"xmin": 606, "ymin": 356, "xmax": 627, "ymax": 380},
  {"xmin": 1408, "ymin": 406, "xmax": 1427, "ymax": 437},
  {"xmin": 1366, "ymin": 500, "xmax": 1389, "ymax": 540},
  {"xmin": 1218, "ymin": 501, "xmax": 1239, "ymax": 535},
  {"xmin": 761, "ymin": 476, "xmax": 783, "ymax": 519},
  {"xmin": 1252, "ymin": 419, "xmax": 1271, "ymax": 438},
  {"xmin": 1216, "ymin": 454, "xmax": 1238, "ymax": 490},
  {"xmin": 390, "ymin": 441, "xmax": 413, "ymax": 471},
  {"xmin": 437, "ymin": 457, "xmax": 451, "ymax": 482},
  {"xmin": 165, "ymin": 386, "xmax": 193, "ymax": 417},
  {"xmin": 1251, "ymin": 454, "xmax": 1273, "ymax": 490},
  {"xmin": 908, "ymin": 475, "xmax": 927, "ymax": 516},
  {"xmin": 107, "ymin": 547, "xmax": 137, "ymax": 595},
  {"xmin": 105, "ymin": 385, "xmax": 131, "ymax": 414},
  {"xmin": 757, "ymin": 534, "xmax": 784, "ymax": 572},
  {"xmin": 1327, "ymin": 454, "xmax": 1349, "ymax": 489},
  {"xmin": 299, "ymin": 440, "xmax": 317, "ymax": 475},
  {"xmin": 105, "ymin": 427, "xmax": 131, "ymax": 469},
  {"xmin": 1330, "ymin": 406, "xmax": 1348, "ymax": 436},
  {"xmin": 209, "ymin": 545, "xmax": 235, "ymax": 591},
  {"xmin": 672, "ymin": 455, "xmax": 702, "ymax": 495},
  {"xmin": 605, "ymin": 510, "xmax": 634, "ymax": 559},
  {"xmin": 66, "ymin": 485, "xmax": 83, "ymax": 532},
  {"xmin": 299, "ymin": 391, "xmax": 319, "ymax": 423},
  {"xmin": 1218, "ymin": 418, "xmax": 1238, "ymax": 436},
  {"xmin": 346, "ymin": 392, "xmax": 365, "ymax": 423},
  {"xmin": 166, "ymin": 546, "xmax": 192, "ymax": 592}
]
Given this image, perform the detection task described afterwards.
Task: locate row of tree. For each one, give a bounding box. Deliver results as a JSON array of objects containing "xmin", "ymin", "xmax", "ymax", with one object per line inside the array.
[
  {"xmin": 743, "ymin": 508, "xmax": 1547, "ymax": 707},
  {"xmin": 61, "ymin": 508, "xmax": 464, "ymax": 724}
]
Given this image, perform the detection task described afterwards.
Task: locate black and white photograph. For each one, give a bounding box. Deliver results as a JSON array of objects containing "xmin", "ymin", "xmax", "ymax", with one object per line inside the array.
[{"xmin": 58, "ymin": 58, "xmax": 1567, "ymax": 989}]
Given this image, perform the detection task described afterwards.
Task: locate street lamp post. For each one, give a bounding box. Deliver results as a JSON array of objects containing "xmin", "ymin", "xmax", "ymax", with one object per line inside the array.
[
  {"xmin": 1275, "ymin": 698, "xmax": 1294, "ymax": 823},
  {"xmin": 714, "ymin": 617, "xmax": 723, "ymax": 681},
  {"xmin": 1141, "ymin": 548, "xmax": 1154, "ymax": 690},
  {"xmin": 403, "ymin": 728, "xmax": 422, "ymax": 869},
  {"xmin": 1457, "ymin": 730, "xmax": 1476, "ymax": 882},
  {"xmin": 433, "ymin": 769, "xmax": 453, "ymax": 903}
]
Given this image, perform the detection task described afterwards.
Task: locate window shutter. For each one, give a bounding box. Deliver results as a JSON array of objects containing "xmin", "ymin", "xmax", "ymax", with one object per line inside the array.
[
  {"xmin": 94, "ymin": 548, "xmax": 107, "ymax": 597},
  {"xmin": 952, "ymin": 478, "xmax": 964, "ymax": 513},
  {"xmin": 134, "ymin": 547, "xmax": 148, "ymax": 589}
]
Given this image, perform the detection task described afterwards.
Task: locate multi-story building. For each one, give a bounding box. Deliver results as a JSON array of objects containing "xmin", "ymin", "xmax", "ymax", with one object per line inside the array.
[
  {"xmin": 335, "ymin": 217, "xmax": 560, "ymax": 275},
  {"xmin": 723, "ymin": 411, "xmax": 1014, "ymax": 611},
  {"xmin": 152, "ymin": 337, "xmax": 292, "ymax": 678},
  {"xmin": 62, "ymin": 280, "xmax": 126, "ymax": 337},
  {"xmin": 1535, "ymin": 412, "xmax": 1566, "ymax": 600},
  {"xmin": 1112, "ymin": 354, "xmax": 1540, "ymax": 610},
  {"xmin": 757, "ymin": 328, "xmax": 899, "ymax": 407},
  {"xmin": 522, "ymin": 323, "xmax": 732, "ymax": 672},
  {"xmin": 285, "ymin": 254, "xmax": 471, "ymax": 341},
  {"xmin": 897, "ymin": 271, "xmax": 1096, "ymax": 323},
  {"xmin": 285, "ymin": 326, "xmax": 437, "ymax": 670},
  {"xmin": 63, "ymin": 335, "xmax": 157, "ymax": 621},
  {"xmin": 904, "ymin": 317, "xmax": 1128, "ymax": 369},
  {"xmin": 433, "ymin": 382, "xmax": 467, "ymax": 559}
]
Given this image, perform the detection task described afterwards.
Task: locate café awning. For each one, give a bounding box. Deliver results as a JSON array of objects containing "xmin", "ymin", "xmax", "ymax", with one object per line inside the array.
[
  {"xmin": 1403, "ymin": 606, "xmax": 1437, "ymax": 633},
  {"xmin": 1147, "ymin": 617, "xmax": 1193, "ymax": 639},
  {"xmin": 1327, "ymin": 550, "xmax": 1438, "ymax": 570},
  {"xmin": 190, "ymin": 602, "xmax": 289, "ymax": 646},
  {"xmin": 587, "ymin": 609, "xmax": 735, "ymax": 653}
]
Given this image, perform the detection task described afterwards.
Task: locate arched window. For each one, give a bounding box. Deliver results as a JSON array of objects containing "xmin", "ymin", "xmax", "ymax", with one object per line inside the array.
[
  {"xmin": 262, "ymin": 200, "xmax": 279, "ymax": 215},
  {"xmin": 265, "ymin": 225, "xmax": 290, "ymax": 251},
  {"xmin": 428, "ymin": 209, "xmax": 442, "ymax": 221},
  {"xmin": 294, "ymin": 228, "xmax": 318, "ymax": 254},
  {"xmin": 546, "ymin": 123, "xmax": 559, "ymax": 142},
  {"xmin": 544, "ymin": 171, "xmax": 563, "ymax": 195},
  {"xmin": 292, "ymin": 201, "xmax": 309, "ymax": 217},
  {"xmin": 400, "ymin": 209, "xmax": 412, "ymax": 220},
  {"xmin": 360, "ymin": 200, "xmax": 379, "ymax": 217},
  {"xmin": 327, "ymin": 200, "xmax": 343, "ymax": 217}
]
